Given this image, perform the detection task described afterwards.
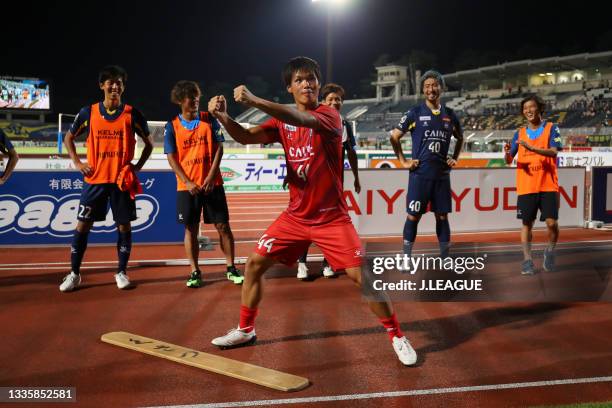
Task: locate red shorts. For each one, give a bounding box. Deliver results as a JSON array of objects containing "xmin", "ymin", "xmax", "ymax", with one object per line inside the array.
[{"xmin": 253, "ymin": 212, "xmax": 363, "ymax": 270}]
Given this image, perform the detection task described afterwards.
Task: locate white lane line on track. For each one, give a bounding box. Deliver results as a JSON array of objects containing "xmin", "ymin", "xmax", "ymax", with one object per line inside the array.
[
  {"xmin": 201, "ymin": 226, "xmax": 591, "ymax": 235},
  {"xmin": 202, "ymin": 228, "xmax": 268, "ymax": 233},
  {"xmin": 144, "ymin": 375, "xmax": 612, "ymax": 408}
]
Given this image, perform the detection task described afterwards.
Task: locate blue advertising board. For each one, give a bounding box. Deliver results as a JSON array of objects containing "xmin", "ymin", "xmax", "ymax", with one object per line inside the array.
[
  {"xmin": 591, "ymin": 166, "xmax": 612, "ymax": 224},
  {"xmin": 0, "ymin": 170, "xmax": 183, "ymax": 245}
]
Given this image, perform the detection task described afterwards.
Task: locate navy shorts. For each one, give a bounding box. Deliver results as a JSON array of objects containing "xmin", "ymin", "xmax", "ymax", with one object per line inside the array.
[
  {"xmin": 406, "ymin": 172, "xmax": 452, "ymax": 216},
  {"xmin": 517, "ymin": 192, "xmax": 559, "ymax": 222},
  {"xmin": 176, "ymin": 185, "xmax": 230, "ymax": 225},
  {"xmin": 78, "ymin": 183, "xmax": 137, "ymax": 224}
]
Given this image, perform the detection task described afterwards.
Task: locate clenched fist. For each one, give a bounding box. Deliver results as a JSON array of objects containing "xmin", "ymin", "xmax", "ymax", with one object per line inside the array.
[
  {"xmin": 234, "ymin": 85, "xmax": 256, "ymax": 106},
  {"xmin": 208, "ymin": 95, "xmax": 227, "ymax": 116}
]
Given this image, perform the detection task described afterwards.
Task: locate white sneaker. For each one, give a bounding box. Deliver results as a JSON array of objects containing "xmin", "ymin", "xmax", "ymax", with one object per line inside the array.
[
  {"xmin": 114, "ymin": 271, "xmax": 131, "ymax": 289},
  {"xmin": 322, "ymin": 265, "xmax": 335, "ymax": 278},
  {"xmin": 211, "ymin": 327, "xmax": 257, "ymax": 349},
  {"xmin": 392, "ymin": 336, "xmax": 417, "ymax": 366},
  {"xmin": 297, "ymin": 262, "xmax": 309, "ymax": 280},
  {"xmin": 59, "ymin": 271, "xmax": 81, "ymax": 292}
]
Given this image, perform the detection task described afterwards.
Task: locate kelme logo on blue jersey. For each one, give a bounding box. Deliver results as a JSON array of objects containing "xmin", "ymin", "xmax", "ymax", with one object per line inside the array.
[{"xmin": 0, "ymin": 194, "xmax": 159, "ymax": 237}]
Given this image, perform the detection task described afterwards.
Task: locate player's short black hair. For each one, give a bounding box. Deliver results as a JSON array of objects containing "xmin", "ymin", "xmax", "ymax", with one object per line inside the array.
[
  {"xmin": 282, "ymin": 57, "xmax": 322, "ymax": 87},
  {"xmin": 98, "ymin": 65, "xmax": 128, "ymax": 84},
  {"xmin": 321, "ymin": 83, "xmax": 345, "ymax": 101},
  {"xmin": 521, "ymin": 95, "xmax": 546, "ymax": 114},
  {"xmin": 170, "ymin": 81, "xmax": 201, "ymax": 104},
  {"xmin": 420, "ymin": 70, "xmax": 445, "ymax": 92}
]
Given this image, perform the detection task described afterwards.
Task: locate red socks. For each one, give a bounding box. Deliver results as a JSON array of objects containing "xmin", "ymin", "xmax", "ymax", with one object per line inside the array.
[
  {"xmin": 379, "ymin": 313, "xmax": 403, "ymax": 341},
  {"xmin": 239, "ymin": 305, "xmax": 258, "ymax": 333}
]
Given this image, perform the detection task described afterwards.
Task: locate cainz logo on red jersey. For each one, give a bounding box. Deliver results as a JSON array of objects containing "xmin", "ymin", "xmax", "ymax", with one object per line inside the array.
[{"xmin": 0, "ymin": 194, "xmax": 159, "ymax": 237}]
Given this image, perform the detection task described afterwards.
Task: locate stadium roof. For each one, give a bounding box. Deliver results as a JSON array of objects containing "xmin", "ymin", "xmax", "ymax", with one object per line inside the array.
[{"xmin": 444, "ymin": 51, "xmax": 612, "ymax": 88}]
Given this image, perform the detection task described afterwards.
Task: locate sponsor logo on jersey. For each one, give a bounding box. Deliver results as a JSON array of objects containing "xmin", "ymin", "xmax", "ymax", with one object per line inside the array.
[
  {"xmin": 419, "ymin": 116, "xmax": 431, "ymax": 121},
  {"xmin": 424, "ymin": 130, "xmax": 449, "ymax": 138},
  {"xmin": 284, "ymin": 124, "xmax": 297, "ymax": 132}
]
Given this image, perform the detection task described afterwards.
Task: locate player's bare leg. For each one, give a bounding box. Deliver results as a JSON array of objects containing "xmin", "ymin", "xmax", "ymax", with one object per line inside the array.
[
  {"xmin": 215, "ymin": 222, "xmax": 235, "ymax": 268},
  {"xmin": 345, "ymin": 265, "xmax": 417, "ymax": 365},
  {"xmin": 185, "ymin": 224, "xmax": 199, "ymax": 271},
  {"xmin": 184, "ymin": 223, "xmax": 203, "ymax": 287},
  {"xmin": 215, "ymin": 222, "xmax": 243, "ymax": 284},
  {"xmin": 241, "ymin": 252, "xmax": 276, "ymax": 308},
  {"xmin": 543, "ymin": 218, "xmax": 559, "ymax": 271},
  {"xmin": 344, "ymin": 266, "xmax": 392, "ymax": 317},
  {"xmin": 521, "ymin": 221, "xmax": 536, "ymax": 275}
]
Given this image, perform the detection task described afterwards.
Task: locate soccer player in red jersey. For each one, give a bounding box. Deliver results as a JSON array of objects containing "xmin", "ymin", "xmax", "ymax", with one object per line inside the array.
[
  {"xmin": 208, "ymin": 57, "xmax": 416, "ymax": 365},
  {"xmin": 59, "ymin": 65, "xmax": 154, "ymax": 292},
  {"xmin": 296, "ymin": 82, "xmax": 361, "ymax": 280}
]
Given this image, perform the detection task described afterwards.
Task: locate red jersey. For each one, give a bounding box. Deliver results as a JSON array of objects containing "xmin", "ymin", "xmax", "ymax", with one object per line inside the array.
[{"xmin": 260, "ymin": 104, "xmax": 349, "ymax": 224}]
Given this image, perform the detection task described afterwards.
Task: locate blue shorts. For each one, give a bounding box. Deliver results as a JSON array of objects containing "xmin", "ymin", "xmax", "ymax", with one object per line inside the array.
[
  {"xmin": 406, "ymin": 172, "xmax": 452, "ymax": 216},
  {"xmin": 78, "ymin": 183, "xmax": 136, "ymax": 224}
]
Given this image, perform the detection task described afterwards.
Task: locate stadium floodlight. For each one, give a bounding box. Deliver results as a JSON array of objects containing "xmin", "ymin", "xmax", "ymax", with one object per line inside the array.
[{"xmin": 311, "ymin": 0, "xmax": 350, "ymax": 82}]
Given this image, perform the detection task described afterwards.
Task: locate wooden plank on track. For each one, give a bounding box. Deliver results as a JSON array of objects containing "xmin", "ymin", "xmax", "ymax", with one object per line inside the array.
[{"xmin": 101, "ymin": 331, "xmax": 309, "ymax": 392}]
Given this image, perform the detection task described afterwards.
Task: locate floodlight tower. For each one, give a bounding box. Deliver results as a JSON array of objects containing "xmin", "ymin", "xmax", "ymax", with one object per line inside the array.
[{"xmin": 312, "ymin": 0, "xmax": 348, "ymax": 83}]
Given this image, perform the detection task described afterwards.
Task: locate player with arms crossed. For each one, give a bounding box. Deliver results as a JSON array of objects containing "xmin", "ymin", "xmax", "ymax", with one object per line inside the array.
[
  {"xmin": 208, "ymin": 57, "xmax": 416, "ymax": 365},
  {"xmin": 59, "ymin": 65, "xmax": 154, "ymax": 292},
  {"xmin": 504, "ymin": 95, "xmax": 562, "ymax": 275},
  {"xmin": 164, "ymin": 80, "xmax": 243, "ymax": 287},
  {"xmin": 390, "ymin": 70, "xmax": 463, "ymax": 261}
]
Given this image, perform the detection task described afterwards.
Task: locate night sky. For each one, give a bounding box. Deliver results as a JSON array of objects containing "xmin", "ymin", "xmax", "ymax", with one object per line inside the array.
[{"xmin": 4, "ymin": 0, "xmax": 611, "ymax": 120}]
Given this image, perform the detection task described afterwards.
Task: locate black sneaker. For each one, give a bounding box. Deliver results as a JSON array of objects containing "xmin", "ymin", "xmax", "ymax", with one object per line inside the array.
[
  {"xmin": 186, "ymin": 270, "xmax": 203, "ymax": 288},
  {"xmin": 226, "ymin": 266, "xmax": 244, "ymax": 285}
]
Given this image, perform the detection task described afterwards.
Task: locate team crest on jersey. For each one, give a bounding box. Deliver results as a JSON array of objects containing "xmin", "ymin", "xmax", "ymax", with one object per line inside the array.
[{"xmin": 284, "ymin": 124, "xmax": 297, "ymax": 132}]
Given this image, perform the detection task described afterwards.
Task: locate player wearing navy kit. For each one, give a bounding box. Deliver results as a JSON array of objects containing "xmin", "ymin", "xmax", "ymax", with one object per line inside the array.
[{"xmin": 390, "ymin": 70, "xmax": 463, "ymax": 260}]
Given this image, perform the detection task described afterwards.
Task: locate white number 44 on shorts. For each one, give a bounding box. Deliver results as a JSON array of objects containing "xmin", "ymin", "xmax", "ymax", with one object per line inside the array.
[{"xmin": 257, "ymin": 234, "xmax": 276, "ymax": 253}]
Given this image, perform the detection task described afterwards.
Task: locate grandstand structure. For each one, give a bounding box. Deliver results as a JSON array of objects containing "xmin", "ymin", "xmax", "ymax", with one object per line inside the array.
[
  {"xmin": 237, "ymin": 51, "xmax": 612, "ymax": 152},
  {"xmin": 1, "ymin": 51, "xmax": 611, "ymax": 154}
]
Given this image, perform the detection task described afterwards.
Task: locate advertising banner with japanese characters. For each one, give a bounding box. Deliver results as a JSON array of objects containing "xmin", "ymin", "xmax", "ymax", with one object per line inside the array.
[
  {"xmin": 0, "ymin": 170, "xmax": 183, "ymax": 245},
  {"xmin": 219, "ymin": 160, "xmax": 287, "ymax": 192}
]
